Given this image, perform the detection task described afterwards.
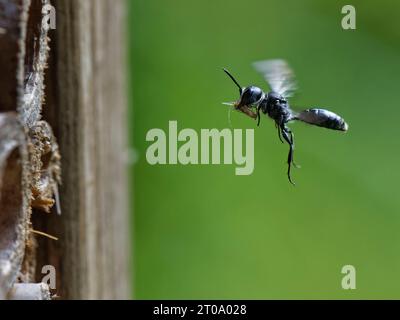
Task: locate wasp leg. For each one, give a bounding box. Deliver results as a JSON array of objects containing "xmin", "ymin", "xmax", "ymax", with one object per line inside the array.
[
  {"xmin": 286, "ymin": 127, "xmax": 300, "ymax": 169},
  {"xmin": 277, "ymin": 126, "xmax": 284, "ymax": 143},
  {"xmin": 256, "ymin": 105, "xmax": 261, "ymax": 127},
  {"xmin": 275, "ymin": 123, "xmax": 284, "ymax": 143},
  {"xmin": 281, "ymin": 126, "xmax": 296, "ymax": 185}
]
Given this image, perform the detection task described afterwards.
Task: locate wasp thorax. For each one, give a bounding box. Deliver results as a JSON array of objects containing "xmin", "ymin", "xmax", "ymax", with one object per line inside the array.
[
  {"xmin": 240, "ymin": 86, "xmax": 263, "ymax": 106},
  {"xmin": 267, "ymin": 91, "xmax": 286, "ymax": 104}
]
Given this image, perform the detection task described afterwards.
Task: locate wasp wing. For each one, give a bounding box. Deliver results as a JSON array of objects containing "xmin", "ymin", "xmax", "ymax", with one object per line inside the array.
[
  {"xmin": 293, "ymin": 108, "xmax": 349, "ymax": 132},
  {"xmin": 253, "ymin": 59, "xmax": 297, "ymax": 98}
]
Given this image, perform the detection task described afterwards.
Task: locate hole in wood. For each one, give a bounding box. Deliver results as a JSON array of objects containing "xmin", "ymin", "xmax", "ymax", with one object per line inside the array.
[{"xmin": 0, "ymin": 1, "xmax": 20, "ymax": 113}]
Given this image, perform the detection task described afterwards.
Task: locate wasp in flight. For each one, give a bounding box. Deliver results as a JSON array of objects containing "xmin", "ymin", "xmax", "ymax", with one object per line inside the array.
[{"xmin": 223, "ymin": 60, "xmax": 348, "ymax": 185}]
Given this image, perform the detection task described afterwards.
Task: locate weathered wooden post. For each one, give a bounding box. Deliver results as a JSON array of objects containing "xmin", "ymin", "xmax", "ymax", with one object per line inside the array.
[{"xmin": 0, "ymin": 0, "xmax": 130, "ymax": 299}]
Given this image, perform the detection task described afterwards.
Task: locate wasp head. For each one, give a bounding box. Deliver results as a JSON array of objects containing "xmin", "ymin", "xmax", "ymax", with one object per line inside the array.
[
  {"xmin": 223, "ymin": 68, "xmax": 264, "ymax": 109},
  {"xmin": 239, "ymin": 86, "xmax": 264, "ymax": 108}
]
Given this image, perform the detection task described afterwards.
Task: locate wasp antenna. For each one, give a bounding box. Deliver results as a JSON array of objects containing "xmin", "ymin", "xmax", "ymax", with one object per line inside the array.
[{"xmin": 223, "ymin": 68, "xmax": 242, "ymax": 93}]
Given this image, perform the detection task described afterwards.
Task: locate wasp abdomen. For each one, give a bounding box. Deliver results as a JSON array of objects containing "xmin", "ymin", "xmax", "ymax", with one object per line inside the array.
[{"xmin": 296, "ymin": 108, "xmax": 348, "ymax": 132}]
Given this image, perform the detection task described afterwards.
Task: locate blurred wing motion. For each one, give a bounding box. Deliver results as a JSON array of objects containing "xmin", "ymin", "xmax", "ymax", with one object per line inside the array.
[
  {"xmin": 253, "ymin": 59, "xmax": 298, "ymax": 98},
  {"xmin": 294, "ymin": 108, "xmax": 349, "ymax": 132}
]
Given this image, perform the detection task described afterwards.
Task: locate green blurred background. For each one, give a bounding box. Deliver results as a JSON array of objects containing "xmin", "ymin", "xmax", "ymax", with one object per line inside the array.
[{"xmin": 129, "ymin": 0, "xmax": 400, "ymax": 299}]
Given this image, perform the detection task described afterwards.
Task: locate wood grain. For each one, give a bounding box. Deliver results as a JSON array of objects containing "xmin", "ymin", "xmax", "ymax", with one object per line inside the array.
[{"xmin": 36, "ymin": 0, "xmax": 130, "ymax": 299}]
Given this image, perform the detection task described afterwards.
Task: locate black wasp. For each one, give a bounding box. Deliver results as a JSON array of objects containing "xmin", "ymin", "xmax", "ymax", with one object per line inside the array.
[{"xmin": 223, "ymin": 60, "xmax": 348, "ymax": 185}]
